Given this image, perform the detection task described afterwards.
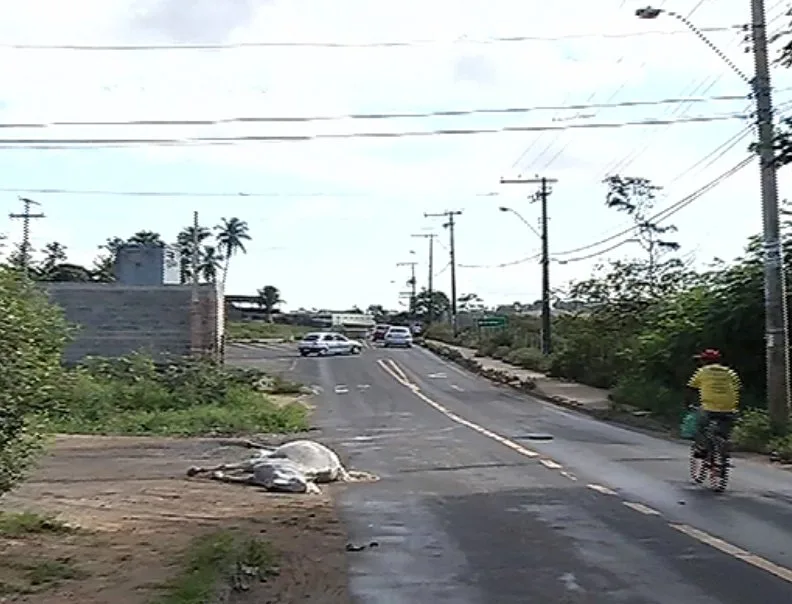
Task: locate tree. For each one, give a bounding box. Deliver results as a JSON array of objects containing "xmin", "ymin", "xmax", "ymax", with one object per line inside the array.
[
  {"xmin": 257, "ymin": 285, "xmax": 284, "ymax": 322},
  {"xmin": 126, "ymin": 231, "xmax": 164, "ymax": 246},
  {"xmin": 38, "ymin": 242, "xmax": 68, "ymax": 279},
  {"xmin": 176, "ymin": 226, "xmax": 211, "ymax": 284},
  {"xmin": 0, "ymin": 269, "xmax": 70, "ymax": 494},
  {"xmin": 215, "ymin": 217, "xmax": 251, "ymax": 287},
  {"xmin": 196, "ymin": 245, "xmax": 223, "ymax": 284},
  {"xmin": 458, "ymin": 293, "xmax": 484, "ymax": 313},
  {"xmin": 413, "ymin": 289, "xmax": 451, "ymax": 322},
  {"xmin": 603, "ymin": 175, "xmax": 681, "ymax": 293},
  {"xmin": 367, "ymin": 304, "xmax": 386, "ymax": 320}
]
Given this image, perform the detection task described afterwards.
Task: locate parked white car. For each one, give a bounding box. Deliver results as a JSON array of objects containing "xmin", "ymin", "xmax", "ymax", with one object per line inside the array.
[
  {"xmin": 298, "ymin": 332, "xmax": 363, "ymax": 356},
  {"xmin": 383, "ymin": 326, "xmax": 413, "ymax": 348}
]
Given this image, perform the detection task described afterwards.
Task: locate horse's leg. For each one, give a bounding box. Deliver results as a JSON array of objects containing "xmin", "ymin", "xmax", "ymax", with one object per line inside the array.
[{"xmin": 186, "ymin": 460, "xmax": 256, "ymax": 477}]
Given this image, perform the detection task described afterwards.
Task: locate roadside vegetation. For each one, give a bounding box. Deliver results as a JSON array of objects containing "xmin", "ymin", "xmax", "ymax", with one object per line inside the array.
[
  {"xmin": 425, "ymin": 176, "xmax": 792, "ymax": 458},
  {"xmin": 226, "ymin": 319, "xmax": 311, "ymax": 342}
]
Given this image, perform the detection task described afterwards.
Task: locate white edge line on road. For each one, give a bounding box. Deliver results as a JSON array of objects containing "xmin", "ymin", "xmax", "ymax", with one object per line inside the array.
[{"xmin": 375, "ymin": 357, "xmax": 792, "ymax": 586}]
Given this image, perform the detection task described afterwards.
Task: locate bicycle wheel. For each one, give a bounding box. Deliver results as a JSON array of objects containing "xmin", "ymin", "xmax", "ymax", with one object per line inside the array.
[
  {"xmin": 689, "ymin": 444, "xmax": 707, "ymax": 484},
  {"xmin": 709, "ymin": 436, "xmax": 729, "ymax": 493}
]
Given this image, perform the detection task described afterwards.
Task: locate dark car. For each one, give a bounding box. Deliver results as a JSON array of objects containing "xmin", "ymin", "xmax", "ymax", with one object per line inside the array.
[{"xmin": 372, "ymin": 324, "xmax": 390, "ymax": 341}]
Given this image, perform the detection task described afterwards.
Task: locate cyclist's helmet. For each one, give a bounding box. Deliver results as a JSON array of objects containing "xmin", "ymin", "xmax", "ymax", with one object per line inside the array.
[{"xmin": 696, "ymin": 348, "xmax": 721, "ymax": 363}]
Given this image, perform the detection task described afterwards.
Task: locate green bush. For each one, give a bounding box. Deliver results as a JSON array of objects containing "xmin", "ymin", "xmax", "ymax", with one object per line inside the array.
[
  {"xmin": 504, "ymin": 347, "xmax": 548, "ymax": 372},
  {"xmin": 732, "ymin": 409, "xmax": 773, "ymax": 452},
  {"xmin": 491, "ymin": 345, "xmax": 512, "ymax": 360},
  {"xmin": 46, "ymin": 353, "xmax": 308, "ymax": 436},
  {"xmin": 768, "ymin": 434, "xmax": 792, "ymax": 462},
  {"xmin": 226, "ymin": 321, "xmax": 310, "ymax": 341},
  {"xmin": 0, "ymin": 271, "xmax": 70, "ymax": 495},
  {"xmin": 424, "ymin": 323, "xmax": 455, "ymax": 344}
]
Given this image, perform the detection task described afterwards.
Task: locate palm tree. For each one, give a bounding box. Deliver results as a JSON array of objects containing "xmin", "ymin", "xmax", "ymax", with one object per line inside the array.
[
  {"xmin": 215, "ymin": 217, "xmax": 251, "ymax": 286},
  {"xmin": 197, "ymin": 245, "xmax": 223, "ymax": 284},
  {"xmin": 176, "ymin": 225, "xmax": 211, "ymax": 284},
  {"xmin": 257, "ymin": 285, "xmax": 284, "ymax": 323}
]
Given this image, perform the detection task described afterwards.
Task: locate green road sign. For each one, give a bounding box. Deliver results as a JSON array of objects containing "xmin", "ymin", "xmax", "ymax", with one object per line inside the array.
[{"xmin": 477, "ymin": 316, "xmax": 507, "ymax": 328}]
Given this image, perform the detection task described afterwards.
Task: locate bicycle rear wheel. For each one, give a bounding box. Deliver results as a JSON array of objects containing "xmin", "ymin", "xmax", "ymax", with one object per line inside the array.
[
  {"xmin": 708, "ymin": 436, "xmax": 730, "ymax": 493},
  {"xmin": 689, "ymin": 445, "xmax": 707, "ymax": 484}
]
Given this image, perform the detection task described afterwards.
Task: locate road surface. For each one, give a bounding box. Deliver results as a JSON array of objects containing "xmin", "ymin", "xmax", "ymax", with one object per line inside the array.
[{"xmin": 229, "ymin": 342, "xmax": 792, "ymax": 603}]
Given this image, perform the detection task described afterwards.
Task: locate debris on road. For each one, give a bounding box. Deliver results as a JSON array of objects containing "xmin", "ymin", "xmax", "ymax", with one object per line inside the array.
[{"xmin": 187, "ymin": 439, "xmax": 378, "ymax": 494}]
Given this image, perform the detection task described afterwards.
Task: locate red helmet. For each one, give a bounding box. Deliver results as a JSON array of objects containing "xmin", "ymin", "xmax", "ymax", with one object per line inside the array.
[{"xmin": 696, "ymin": 348, "xmax": 721, "ymax": 362}]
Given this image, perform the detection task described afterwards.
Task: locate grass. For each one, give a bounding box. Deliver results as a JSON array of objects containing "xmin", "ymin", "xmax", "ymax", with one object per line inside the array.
[
  {"xmin": 0, "ymin": 511, "xmax": 75, "ymax": 538},
  {"xmin": 45, "ymin": 354, "xmax": 310, "ymax": 437},
  {"xmin": 226, "ymin": 320, "xmax": 312, "ymax": 341},
  {"xmin": 150, "ymin": 531, "xmax": 277, "ymax": 604},
  {"xmin": 0, "ymin": 511, "xmax": 86, "ymax": 595}
]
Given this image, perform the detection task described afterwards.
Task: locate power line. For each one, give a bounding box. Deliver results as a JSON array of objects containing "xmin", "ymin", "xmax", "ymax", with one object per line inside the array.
[
  {"xmin": 0, "ymin": 114, "xmax": 748, "ymax": 148},
  {"xmin": 0, "ymin": 187, "xmax": 366, "ymax": 198},
  {"xmin": 0, "ymin": 94, "xmax": 749, "ymax": 130},
  {"xmin": 0, "ymin": 27, "xmax": 743, "ymax": 52},
  {"xmin": 460, "ymin": 154, "xmax": 753, "ymax": 269}
]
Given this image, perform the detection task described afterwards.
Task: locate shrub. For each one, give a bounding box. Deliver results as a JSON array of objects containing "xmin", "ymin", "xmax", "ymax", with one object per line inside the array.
[
  {"xmin": 46, "ymin": 353, "xmax": 308, "ymax": 436},
  {"xmin": 491, "ymin": 345, "xmax": 512, "ymax": 360},
  {"xmin": 0, "ymin": 271, "xmax": 70, "ymax": 495},
  {"xmin": 732, "ymin": 408, "xmax": 773, "ymax": 452},
  {"xmin": 769, "ymin": 434, "xmax": 792, "ymax": 462},
  {"xmin": 504, "ymin": 347, "xmax": 548, "ymax": 372},
  {"xmin": 424, "ymin": 323, "xmax": 455, "ymax": 344}
]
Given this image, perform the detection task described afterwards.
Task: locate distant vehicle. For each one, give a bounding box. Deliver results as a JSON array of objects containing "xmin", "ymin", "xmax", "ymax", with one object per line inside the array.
[
  {"xmin": 383, "ymin": 326, "xmax": 413, "ymax": 348},
  {"xmin": 372, "ymin": 324, "xmax": 391, "ymax": 342},
  {"xmin": 298, "ymin": 332, "xmax": 363, "ymax": 356}
]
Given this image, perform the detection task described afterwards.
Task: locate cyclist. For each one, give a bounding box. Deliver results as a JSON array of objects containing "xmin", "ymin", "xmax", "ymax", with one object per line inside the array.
[{"xmin": 686, "ymin": 348, "xmax": 741, "ymax": 458}]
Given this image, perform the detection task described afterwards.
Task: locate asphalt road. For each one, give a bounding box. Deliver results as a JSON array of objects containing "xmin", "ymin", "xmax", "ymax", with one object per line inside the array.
[{"xmin": 229, "ymin": 342, "xmax": 792, "ymax": 603}]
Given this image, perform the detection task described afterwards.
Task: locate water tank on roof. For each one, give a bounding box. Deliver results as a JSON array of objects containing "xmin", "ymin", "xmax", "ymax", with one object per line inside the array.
[{"xmin": 114, "ymin": 243, "xmax": 166, "ymax": 285}]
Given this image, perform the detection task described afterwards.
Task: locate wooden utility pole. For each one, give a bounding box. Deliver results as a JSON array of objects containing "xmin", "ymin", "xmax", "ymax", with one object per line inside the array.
[
  {"xmin": 425, "ymin": 210, "xmax": 462, "ymax": 334},
  {"xmin": 396, "ymin": 261, "xmax": 418, "ymax": 315},
  {"xmin": 412, "ymin": 233, "xmax": 437, "ymax": 324},
  {"xmin": 500, "ymin": 176, "xmax": 558, "ymax": 354}
]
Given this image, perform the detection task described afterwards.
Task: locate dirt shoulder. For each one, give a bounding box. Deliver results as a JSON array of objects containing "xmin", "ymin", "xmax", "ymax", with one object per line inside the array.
[{"xmin": 0, "ymin": 435, "xmax": 350, "ymax": 604}]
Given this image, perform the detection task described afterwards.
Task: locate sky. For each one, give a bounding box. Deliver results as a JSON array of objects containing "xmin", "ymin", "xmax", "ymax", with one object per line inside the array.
[{"xmin": 0, "ymin": 0, "xmax": 790, "ymax": 310}]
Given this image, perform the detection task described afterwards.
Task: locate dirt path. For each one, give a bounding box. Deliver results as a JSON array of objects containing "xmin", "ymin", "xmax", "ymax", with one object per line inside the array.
[{"xmin": 0, "ymin": 435, "xmax": 351, "ymax": 603}]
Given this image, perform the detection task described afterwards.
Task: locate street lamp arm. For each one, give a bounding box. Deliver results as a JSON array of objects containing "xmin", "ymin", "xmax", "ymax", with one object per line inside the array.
[
  {"xmin": 500, "ymin": 206, "xmax": 542, "ymax": 240},
  {"xmin": 636, "ymin": 6, "xmax": 752, "ymax": 84}
]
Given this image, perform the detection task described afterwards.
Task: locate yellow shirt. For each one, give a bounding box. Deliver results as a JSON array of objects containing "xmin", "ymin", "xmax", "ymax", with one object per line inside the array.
[{"xmin": 687, "ymin": 364, "xmax": 741, "ymax": 412}]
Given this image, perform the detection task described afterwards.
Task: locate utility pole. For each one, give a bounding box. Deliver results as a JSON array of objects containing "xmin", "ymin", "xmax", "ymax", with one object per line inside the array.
[
  {"xmin": 190, "ymin": 211, "xmax": 201, "ymax": 357},
  {"xmin": 425, "ymin": 210, "xmax": 462, "ymax": 334},
  {"xmin": 396, "ymin": 261, "xmax": 418, "ymax": 315},
  {"xmin": 750, "ymin": 0, "xmax": 791, "ymax": 432},
  {"xmin": 412, "ymin": 233, "xmax": 436, "ymax": 324},
  {"xmin": 9, "ymin": 197, "xmax": 45, "ymax": 279},
  {"xmin": 500, "ymin": 176, "xmax": 558, "ymax": 355}
]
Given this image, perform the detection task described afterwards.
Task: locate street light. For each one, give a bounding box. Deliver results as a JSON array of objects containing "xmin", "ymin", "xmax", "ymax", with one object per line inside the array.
[
  {"xmin": 635, "ymin": 3, "xmax": 790, "ymax": 431},
  {"xmin": 499, "ymin": 206, "xmax": 542, "ymax": 240}
]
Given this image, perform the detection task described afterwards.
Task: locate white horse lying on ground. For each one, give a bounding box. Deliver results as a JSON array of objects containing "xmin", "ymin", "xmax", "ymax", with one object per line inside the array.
[{"xmin": 186, "ymin": 439, "xmax": 375, "ymax": 494}]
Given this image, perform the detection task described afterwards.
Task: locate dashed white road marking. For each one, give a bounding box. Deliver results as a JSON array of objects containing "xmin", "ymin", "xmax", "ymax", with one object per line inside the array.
[
  {"xmin": 376, "ymin": 356, "xmax": 792, "ymax": 585},
  {"xmin": 357, "ymin": 384, "xmax": 371, "ymax": 390},
  {"xmin": 586, "ymin": 484, "xmax": 618, "ymax": 496},
  {"xmin": 623, "ymin": 502, "xmax": 661, "ymax": 516},
  {"xmin": 540, "ymin": 459, "xmax": 564, "ymax": 470},
  {"xmin": 428, "ymin": 372, "xmax": 448, "ymax": 379},
  {"xmin": 450, "ymin": 384, "xmax": 464, "ymax": 392},
  {"xmin": 334, "ymin": 385, "xmax": 349, "ymax": 394},
  {"xmin": 671, "ymin": 524, "xmax": 792, "ymax": 584}
]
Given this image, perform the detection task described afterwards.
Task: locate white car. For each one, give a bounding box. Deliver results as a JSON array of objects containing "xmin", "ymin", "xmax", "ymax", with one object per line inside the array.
[
  {"xmin": 298, "ymin": 332, "xmax": 363, "ymax": 356},
  {"xmin": 383, "ymin": 326, "xmax": 413, "ymax": 348}
]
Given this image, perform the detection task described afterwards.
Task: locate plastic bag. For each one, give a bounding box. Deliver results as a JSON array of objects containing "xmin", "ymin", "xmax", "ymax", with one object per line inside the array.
[{"xmin": 680, "ymin": 409, "xmax": 699, "ymax": 440}]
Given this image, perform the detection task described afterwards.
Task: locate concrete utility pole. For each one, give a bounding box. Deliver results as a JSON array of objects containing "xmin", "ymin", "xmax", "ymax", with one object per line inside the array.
[
  {"xmin": 500, "ymin": 176, "xmax": 558, "ymax": 355},
  {"xmin": 412, "ymin": 233, "xmax": 437, "ymax": 324},
  {"xmin": 190, "ymin": 211, "xmax": 201, "ymax": 357},
  {"xmin": 636, "ymin": 2, "xmax": 790, "ymax": 431},
  {"xmin": 396, "ymin": 261, "xmax": 418, "ymax": 315},
  {"xmin": 425, "ymin": 210, "xmax": 462, "ymax": 334},
  {"xmin": 9, "ymin": 197, "xmax": 45, "ymax": 279}
]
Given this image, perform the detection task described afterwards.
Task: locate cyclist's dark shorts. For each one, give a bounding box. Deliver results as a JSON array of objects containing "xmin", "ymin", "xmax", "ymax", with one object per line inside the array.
[{"xmin": 697, "ymin": 410, "xmax": 736, "ymax": 439}]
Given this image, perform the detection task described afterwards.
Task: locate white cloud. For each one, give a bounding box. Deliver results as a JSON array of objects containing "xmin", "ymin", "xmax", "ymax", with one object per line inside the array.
[{"xmin": 0, "ymin": 0, "xmax": 786, "ymax": 309}]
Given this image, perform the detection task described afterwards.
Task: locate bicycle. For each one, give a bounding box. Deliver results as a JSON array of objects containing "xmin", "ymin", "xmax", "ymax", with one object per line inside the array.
[{"xmin": 689, "ymin": 413, "xmax": 732, "ymax": 493}]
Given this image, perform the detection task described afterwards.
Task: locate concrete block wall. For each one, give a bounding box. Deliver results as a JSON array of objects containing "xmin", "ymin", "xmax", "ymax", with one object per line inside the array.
[{"xmin": 42, "ymin": 283, "xmax": 219, "ymax": 364}]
